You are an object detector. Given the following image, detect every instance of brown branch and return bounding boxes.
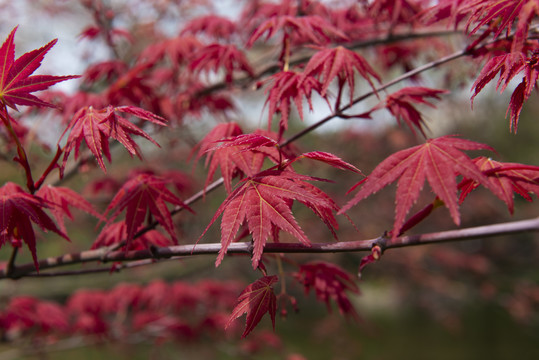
[2,217,537,280]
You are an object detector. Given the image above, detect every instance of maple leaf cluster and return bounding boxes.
[0,0,538,347]
[0,280,242,342]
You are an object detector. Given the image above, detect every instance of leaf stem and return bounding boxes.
[6,247,19,277]
[0,103,35,193]
[33,145,64,190]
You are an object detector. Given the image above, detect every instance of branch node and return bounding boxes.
[149,245,160,259]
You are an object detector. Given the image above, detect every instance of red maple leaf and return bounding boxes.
[60,105,167,174]
[82,60,128,85]
[181,15,238,41]
[264,70,324,133]
[36,185,102,235]
[472,52,528,101]
[212,132,286,166]
[295,262,360,320]
[366,0,424,27]
[301,46,380,104]
[103,173,193,248]
[195,124,285,194]
[78,26,132,42]
[471,51,539,132]
[194,122,246,193]
[459,156,539,213]
[226,275,278,338]
[138,35,203,69]
[462,0,539,51]
[0,182,68,270]
[92,221,174,251]
[0,27,79,110]
[105,62,155,107]
[67,290,109,336]
[189,44,254,83]
[362,87,448,136]
[3,297,69,334]
[201,167,342,268]
[246,15,348,48]
[340,136,496,237]
[168,80,235,123]
[419,0,468,27]
[289,151,361,173]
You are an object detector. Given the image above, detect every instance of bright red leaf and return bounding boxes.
[194,122,246,193]
[189,43,254,83]
[291,151,361,173]
[471,51,539,132]
[459,156,539,213]
[0,182,68,270]
[340,136,496,237]
[201,168,341,268]
[301,46,380,104]
[61,105,167,174]
[213,133,278,151]
[264,70,324,133]
[103,173,193,248]
[0,27,79,110]
[92,221,174,251]
[181,15,238,41]
[226,275,278,338]
[462,0,539,51]
[420,0,468,27]
[362,87,448,136]
[246,15,348,48]
[78,26,132,43]
[138,35,203,69]
[195,125,284,194]
[366,0,424,27]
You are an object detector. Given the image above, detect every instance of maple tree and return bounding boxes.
[0,0,538,358]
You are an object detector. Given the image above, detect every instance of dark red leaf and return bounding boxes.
[459,156,539,213]
[295,262,359,321]
[103,173,193,248]
[92,221,174,251]
[36,185,102,235]
[0,182,68,270]
[226,275,278,338]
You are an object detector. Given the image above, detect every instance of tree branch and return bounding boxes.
[2,217,537,280]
